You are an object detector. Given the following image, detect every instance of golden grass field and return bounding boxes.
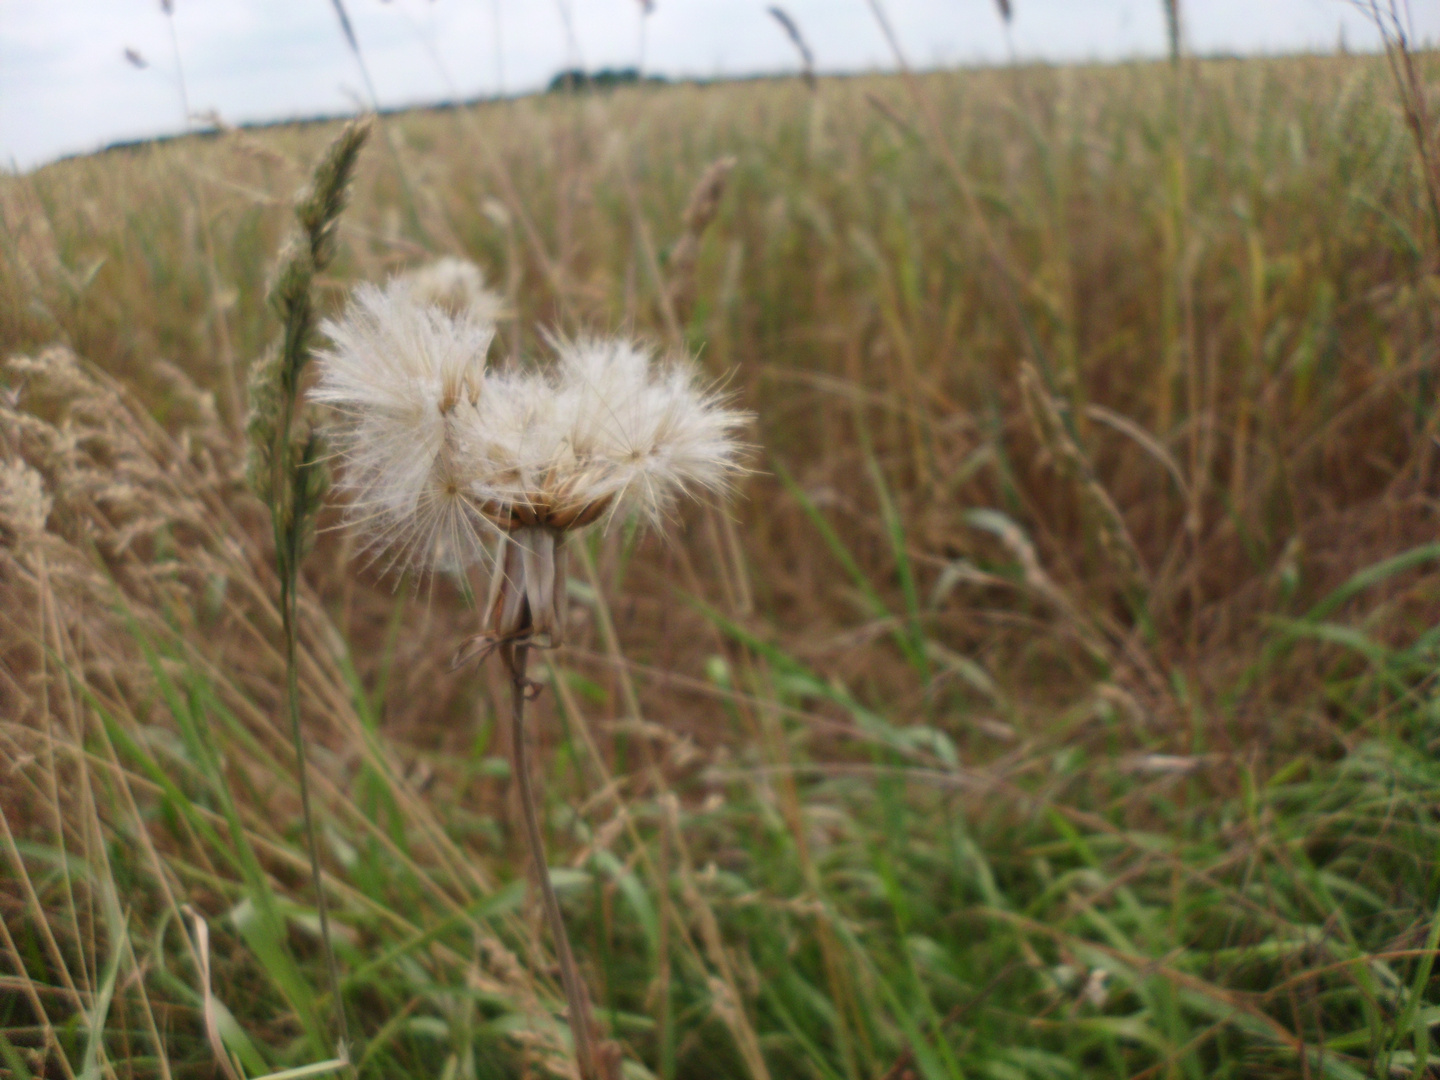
[4,48,1440,1080]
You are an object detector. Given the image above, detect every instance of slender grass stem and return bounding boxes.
[248,118,371,1073]
[281,571,352,1067]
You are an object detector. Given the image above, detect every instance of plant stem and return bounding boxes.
[504,639,601,1080]
[282,563,353,1069]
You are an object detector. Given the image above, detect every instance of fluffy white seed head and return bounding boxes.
[312,278,498,572]
[550,337,749,525]
[398,256,504,323]
[312,280,748,583]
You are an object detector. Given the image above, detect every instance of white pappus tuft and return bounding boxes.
[311,278,498,575]
[398,256,504,323]
[312,274,749,650]
[549,337,749,527]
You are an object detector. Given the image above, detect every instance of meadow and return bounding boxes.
[3,47,1440,1080]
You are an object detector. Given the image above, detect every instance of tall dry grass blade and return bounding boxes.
[325,0,437,247]
[0,181,66,337]
[1156,20,1204,653]
[182,906,245,1080]
[553,0,584,70]
[543,651,697,1080]
[1353,1,1440,255]
[861,0,1049,380]
[666,156,737,326]
[326,0,376,104]
[1162,0,1183,63]
[1019,362,1149,605]
[662,794,775,1080]
[159,0,191,127]
[768,7,817,90]
[635,0,654,77]
[656,157,752,624]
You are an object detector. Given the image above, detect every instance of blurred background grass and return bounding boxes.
[4,47,1440,1080]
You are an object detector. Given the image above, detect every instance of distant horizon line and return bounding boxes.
[20,47,1396,175]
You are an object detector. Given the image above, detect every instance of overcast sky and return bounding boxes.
[2,0,1436,171]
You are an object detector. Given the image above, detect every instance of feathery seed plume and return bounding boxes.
[312,278,498,577]
[313,277,748,648]
[399,256,504,321]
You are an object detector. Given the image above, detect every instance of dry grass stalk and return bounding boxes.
[665,156,737,326]
[662,794,774,1080]
[0,183,65,308]
[247,117,372,1072]
[182,906,248,1080]
[1162,0,1183,63]
[861,0,1039,376]
[767,7,817,91]
[1354,1,1440,255]
[1019,361,1149,604]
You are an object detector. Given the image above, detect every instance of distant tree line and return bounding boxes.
[546,67,668,93]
